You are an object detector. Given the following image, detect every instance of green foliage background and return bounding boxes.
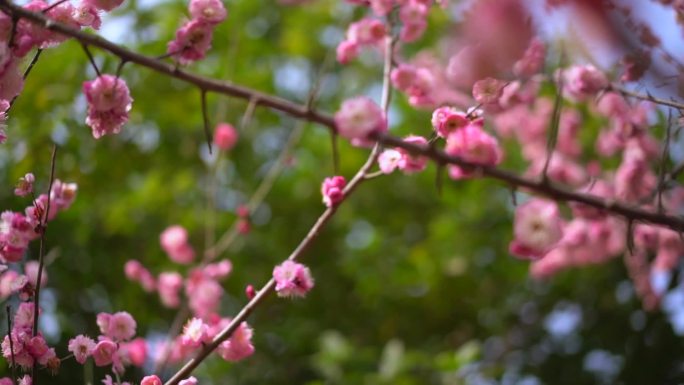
[1,0,683,384]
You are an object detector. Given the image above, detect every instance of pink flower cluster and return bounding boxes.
[0,0,123,142]
[82,74,134,139]
[125,256,231,316]
[443,122,503,179]
[1,303,59,373]
[337,0,431,64]
[321,176,346,208]
[167,0,227,64]
[334,96,387,146]
[1,179,77,265]
[160,315,254,364]
[273,260,315,298]
[67,311,145,376]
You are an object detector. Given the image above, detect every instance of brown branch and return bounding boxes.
[373,132,684,232]
[0,0,336,130]
[609,84,684,111]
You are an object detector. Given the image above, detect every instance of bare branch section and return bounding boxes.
[374,132,684,231]
[0,0,336,130]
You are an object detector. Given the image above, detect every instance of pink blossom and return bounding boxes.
[203,260,232,280]
[121,337,147,367]
[396,135,428,173]
[336,40,359,64]
[399,0,428,25]
[106,311,137,341]
[334,97,386,145]
[124,259,156,292]
[216,321,255,361]
[472,77,506,106]
[83,0,124,12]
[378,149,402,174]
[399,21,426,43]
[369,0,392,16]
[50,179,78,211]
[189,0,227,24]
[92,340,117,366]
[347,18,386,45]
[431,106,468,138]
[509,199,564,260]
[24,260,47,288]
[0,378,13,385]
[391,64,417,92]
[513,37,545,77]
[444,124,503,179]
[68,335,96,364]
[245,284,256,299]
[18,375,31,385]
[181,318,210,348]
[42,2,80,48]
[14,302,35,331]
[273,260,314,298]
[141,375,162,385]
[160,225,196,264]
[82,75,133,139]
[96,312,111,334]
[561,64,608,101]
[0,60,24,101]
[213,123,238,151]
[179,377,198,385]
[72,2,102,29]
[167,20,215,65]
[321,176,346,208]
[14,173,34,197]
[186,272,223,318]
[158,271,184,308]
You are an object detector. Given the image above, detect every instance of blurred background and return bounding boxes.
[3,0,684,384]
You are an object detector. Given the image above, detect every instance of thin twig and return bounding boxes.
[7,49,43,113]
[657,111,672,213]
[200,90,213,154]
[31,144,57,385]
[6,305,17,385]
[80,43,101,77]
[541,64,564,182]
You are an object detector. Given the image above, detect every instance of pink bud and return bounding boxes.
[213,123,238,151]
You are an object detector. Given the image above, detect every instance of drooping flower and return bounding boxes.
[82,74,133,139]
[189,0,227,24]
[167,20,215,65]
[273,260,314,298]
[179,377,199,385]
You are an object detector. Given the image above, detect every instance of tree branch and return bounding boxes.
[0,0,336,130]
